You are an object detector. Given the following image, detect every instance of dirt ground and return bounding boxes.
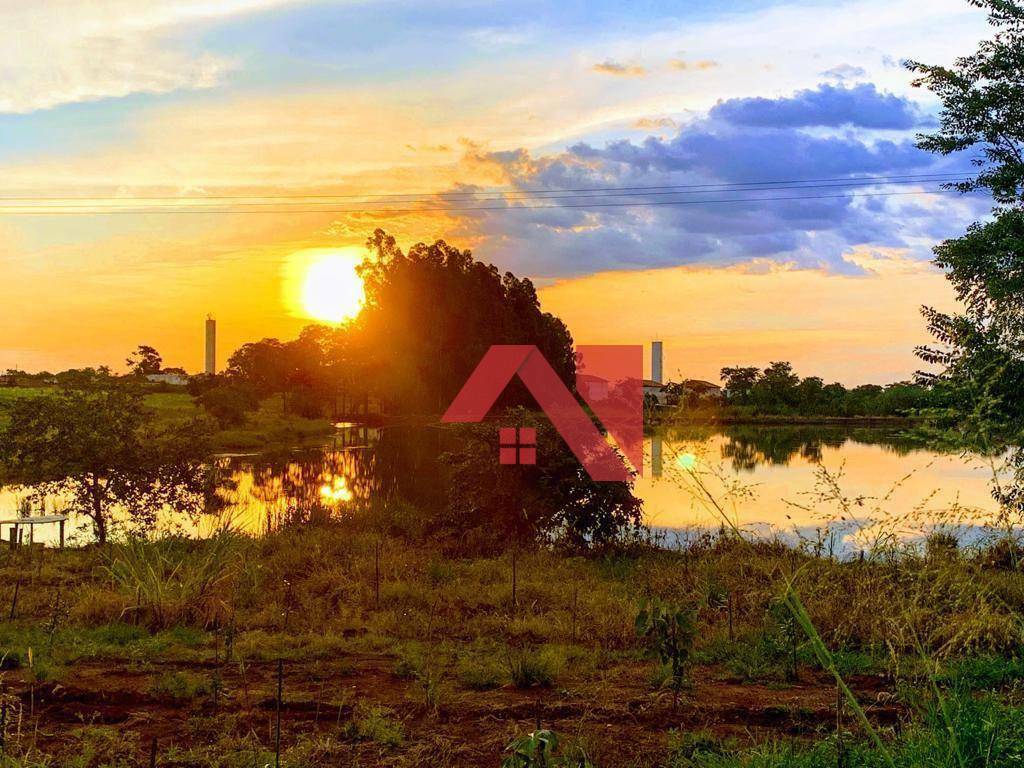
[4,653,904,766]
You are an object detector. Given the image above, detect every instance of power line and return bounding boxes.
[0,171,973,204]
[0,188,967,216]
[0,175,975,211]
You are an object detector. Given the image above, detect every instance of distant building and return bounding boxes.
[205,315,216,375]
[643,379,669,406]
[146,371,189,387]
[681,379,722,400]
[577,372,610,402]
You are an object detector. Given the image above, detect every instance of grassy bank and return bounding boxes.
[651,403,922,427]
[0,388,335,452]
[662,413,921,426]
[1,517,1023,766]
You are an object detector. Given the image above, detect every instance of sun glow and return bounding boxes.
[319,475,354,504]
[291,248,365,323]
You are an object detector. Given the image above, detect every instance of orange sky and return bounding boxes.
[539,250,957,385]
[0,223,955,385]
[0,0,985,384]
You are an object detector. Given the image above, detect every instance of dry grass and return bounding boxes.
[2,500,1024,766]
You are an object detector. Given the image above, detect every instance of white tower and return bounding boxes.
[205,315,216,375]
[651,340,663,384]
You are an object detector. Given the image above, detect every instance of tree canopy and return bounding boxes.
[357,229,574,412]
[910,0,1024,513]
[908,0,1024,204]
[223,229,575,418]
[127,345,163,376]
[0,382,213,544]
[717,363,940,417]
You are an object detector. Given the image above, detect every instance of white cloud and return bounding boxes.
[0,0,294,113]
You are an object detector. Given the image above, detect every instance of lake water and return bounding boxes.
[0,423,1005,551]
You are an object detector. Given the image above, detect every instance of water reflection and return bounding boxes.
[319,475,354,504]
[638,426,1002,550]
[649,424,928,475]
[0,423,1004,548]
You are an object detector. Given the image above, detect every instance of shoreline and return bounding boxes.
[652,413,922,427]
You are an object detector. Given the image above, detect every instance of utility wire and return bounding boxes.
[0,175,976,211]
[0,188,968,216]
[0,171,973,204]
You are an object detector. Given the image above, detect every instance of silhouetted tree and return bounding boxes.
[127,345,163,376]
[720,366,760,404]
[0,384,213,544]
[358,229,574,413]
[716,363,938,416]
[442,409,643,552]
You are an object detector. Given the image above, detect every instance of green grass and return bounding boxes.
[4,522,1024,765]
[0,620,211,677]
[672,692,1024,767]
[0,387,333,449]
[213,395,334,450]
[507,645,567,688]
[938,654,1024,691]
[348,705,405,747]
[149,670,210,702]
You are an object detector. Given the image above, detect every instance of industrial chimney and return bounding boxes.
[205,315,216,375]
[651,340,663,384]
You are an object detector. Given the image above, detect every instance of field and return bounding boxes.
[0,388,334,452]
[2,517,1024,767]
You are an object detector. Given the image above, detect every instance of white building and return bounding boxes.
[643,379,668,406]
[146,372,189,387]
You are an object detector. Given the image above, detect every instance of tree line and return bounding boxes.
[713,361,945,417]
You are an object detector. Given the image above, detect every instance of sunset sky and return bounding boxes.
[0,0,995,383]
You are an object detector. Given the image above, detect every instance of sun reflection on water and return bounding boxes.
[319,475,354,504]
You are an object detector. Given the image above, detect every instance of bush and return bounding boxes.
[666,730,730,766]
[348,706,404,747]
[507,646,565,689]
[102,532,240,629]
[150,671,209,702]
[636,599,696,707]
[501,730,595,768]
[925,531,960,562]
[195,383,259,427]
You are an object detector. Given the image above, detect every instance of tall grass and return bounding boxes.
[661,443,1024,766]
[102,529,241,629]
[669,690,1024,767]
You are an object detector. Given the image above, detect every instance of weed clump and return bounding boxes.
[507,646,566,689]
[347,705,404,747]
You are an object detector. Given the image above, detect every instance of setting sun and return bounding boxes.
[291,248,365,324]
